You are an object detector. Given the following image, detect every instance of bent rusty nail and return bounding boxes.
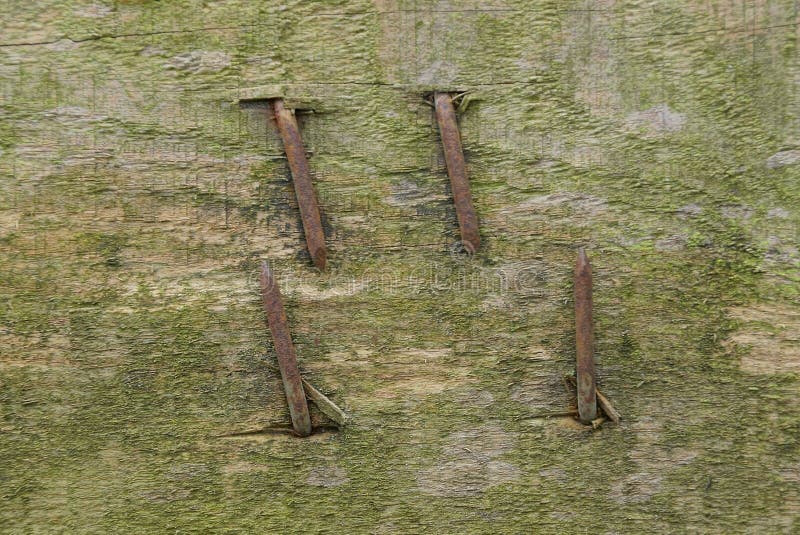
[270,98,327,270]
[260,261,312,437]
[575,248,597,424]
[302,378,348,426]
[433,92,480,253]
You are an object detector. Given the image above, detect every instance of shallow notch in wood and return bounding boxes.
[302,379,348,427]
[237,88,332,113]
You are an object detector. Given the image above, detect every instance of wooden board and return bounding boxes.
[1,1,799,532]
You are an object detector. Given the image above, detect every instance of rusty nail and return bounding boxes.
[270,98,327,270]
[433,92,480,253]
[575,248,597,424]
[259,261,312,437]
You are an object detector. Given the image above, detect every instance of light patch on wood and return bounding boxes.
[610,416,699,504]
[221,461,269,475]
[368,348,473,399]
[766,149,800,169]
[563,2,620,118]
[512,192,608,216]
[166,50,232,74]
[0,332,74,368]
[625,104,686,135]
[729,304,800,374]
[452,387,495,409]
[0,212,20,237]
[325,348,373,368]
[511,367,570,414]
[306,465,350,488]
[290,281,368,301]
[417,459,521,497]
[318,348,466,401]
[779,465,800,483]
[417,424,520,497]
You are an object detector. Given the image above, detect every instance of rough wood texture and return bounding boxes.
[1,1,799,532]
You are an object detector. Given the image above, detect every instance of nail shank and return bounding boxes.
[575,248,597,424]
[270,98,327,270]
[260,261,312,436]
[434,92,480,253]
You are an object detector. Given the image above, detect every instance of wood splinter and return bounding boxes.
[596,388,621,425]
[591,416,607,430]
[302,379,348,427]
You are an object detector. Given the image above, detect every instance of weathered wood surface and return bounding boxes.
[1,1,799,532]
